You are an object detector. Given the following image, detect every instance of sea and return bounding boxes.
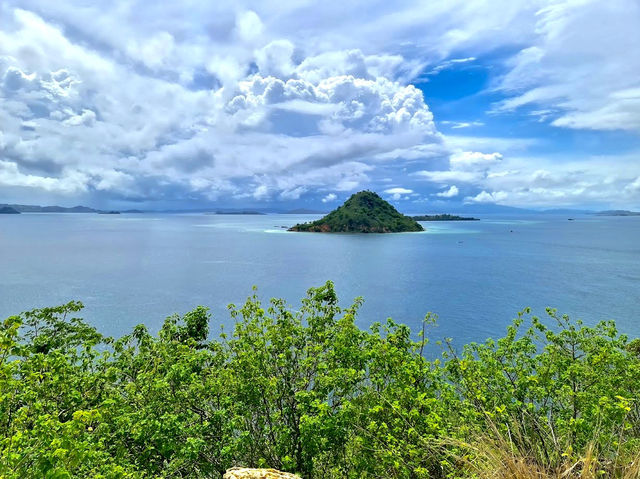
[1,213,639,347]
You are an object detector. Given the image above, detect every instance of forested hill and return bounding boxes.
[289,191,423,233]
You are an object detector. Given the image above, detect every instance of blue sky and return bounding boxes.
[0,0,639,210]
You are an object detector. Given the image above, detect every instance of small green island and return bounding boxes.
[289,191,423,233]
[412,214,479,221]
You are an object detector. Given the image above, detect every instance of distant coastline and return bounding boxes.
[595,210,640,216]
[412,214,479,221]
[0,206,20,214]
[2,202,639,217]
[210,210,265,215]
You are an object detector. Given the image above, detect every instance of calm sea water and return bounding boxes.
[1,213,639,345]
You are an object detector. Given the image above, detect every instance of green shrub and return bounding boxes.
[1,284,638,478]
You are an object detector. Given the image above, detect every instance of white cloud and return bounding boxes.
[252,184,270,200]
[384,187,413,200]
[428,57,476,74]
[236,10,264,43]
[465,190,508,203]
[414,170,479,183]
[440,120,484,129]
[279,186,306,200]
[321,193,337,203]
[494,0,640,132]
[384,187,413,195]
[415,150,502,185]
[255,40,296,77]
[0,5,444,205]
[436,185,459,197]
[63,109,96,126]
[625,176,640,193]
[0,160,88,194]
[450,151,502,171]
[455,152,640,207]
[125,32,175,70]
[0,0,638,208]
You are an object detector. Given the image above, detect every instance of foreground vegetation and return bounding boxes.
[2,283,639,478]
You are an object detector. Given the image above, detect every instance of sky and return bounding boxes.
[1,0,639,211]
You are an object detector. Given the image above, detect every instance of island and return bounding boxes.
[284,208,327,214]
[0,206,20,214]
[412,214,479,221]
[595,210,640,216]
[214,210,265,215]
[0,203,100,213]
[98,210,121,214]
[288,190,423,233]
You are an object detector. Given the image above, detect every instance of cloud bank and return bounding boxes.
[0,0,638,208]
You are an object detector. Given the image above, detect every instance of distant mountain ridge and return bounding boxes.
[412,214,479,221]
[1,204,101,213]
[283,208,327,214]
[0,206,20,214]
[2,202,637,216]
[595,210,640,216]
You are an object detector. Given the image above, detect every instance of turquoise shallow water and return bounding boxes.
[1,213,639,345]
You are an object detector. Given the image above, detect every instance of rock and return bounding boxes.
[223,467,301,479]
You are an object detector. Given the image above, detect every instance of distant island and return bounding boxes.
[0,204,145,214]
[595,210,640,216]
[289,191,423,233]
[1,204,100,213]
[0,206,20,214]
[412,214,479,221]
[283,208,327,214]
[213,210,265,215]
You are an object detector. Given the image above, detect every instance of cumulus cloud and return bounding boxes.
[384,187,413,200]
[255,40,296,78]
[0,159,88,194]
[63,109,96,126]
[416,142,640,208]
[0,4,443,206]
[450,151,502,171]
[465,190,508,203]
[321,193,337,203]
[436,185,459,198]
[415,150,502,185]
[0,0,639,208]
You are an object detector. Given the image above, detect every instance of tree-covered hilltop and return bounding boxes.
[289,191,423,233]
[412,214,479,221]
[2,284,640,478]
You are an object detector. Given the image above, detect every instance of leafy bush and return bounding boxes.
[1,283,639,478]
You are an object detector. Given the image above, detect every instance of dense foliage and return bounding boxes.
[289,191,423,233]
[2,283,639,478]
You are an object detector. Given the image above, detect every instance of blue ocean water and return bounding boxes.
[1,213,638,345]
